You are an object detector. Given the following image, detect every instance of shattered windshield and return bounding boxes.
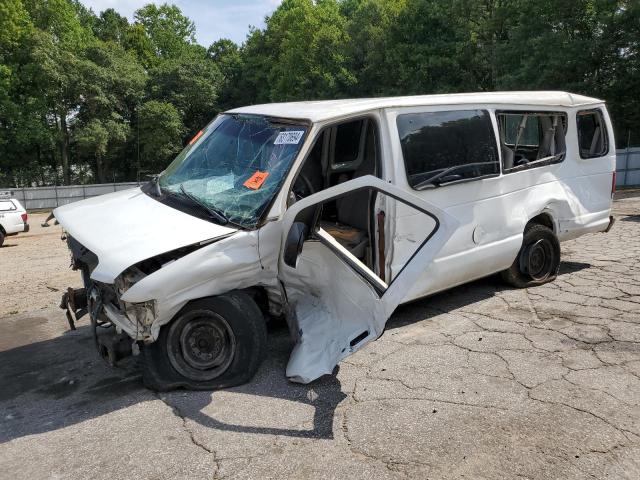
[158,114,308,228]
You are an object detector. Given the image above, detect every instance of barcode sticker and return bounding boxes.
[274,131,304,145]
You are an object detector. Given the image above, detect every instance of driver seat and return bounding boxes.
[321,123,377,260]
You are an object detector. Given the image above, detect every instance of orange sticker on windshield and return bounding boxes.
[244,171,269,190]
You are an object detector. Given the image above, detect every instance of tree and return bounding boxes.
[148,48,222,138]
[134,3,196,59]
[138,100,184,175]
[74,41,146,182]
[93,8,129,44]
[258,0,356,101]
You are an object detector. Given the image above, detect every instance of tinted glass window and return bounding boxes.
[577,109,608,158]
[397,110,499,189]
[497,112,567,172]
[333,119,364,168]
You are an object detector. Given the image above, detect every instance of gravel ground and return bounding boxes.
[1,195,639,479]
[0,212,77,317]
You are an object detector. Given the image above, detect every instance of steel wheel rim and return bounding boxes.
[525,239,554,281]
[167,310,236,381]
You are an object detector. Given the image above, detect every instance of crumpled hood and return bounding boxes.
[53,187,237,283]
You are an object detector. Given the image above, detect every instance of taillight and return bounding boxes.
[21,213,28,223]
[611,171,616,197]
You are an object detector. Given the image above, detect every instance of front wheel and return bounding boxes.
[142,292,267,391]
[501,224,560,288]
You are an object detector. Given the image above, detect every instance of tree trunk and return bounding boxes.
[59,111,71,185]
[95,154,106,183]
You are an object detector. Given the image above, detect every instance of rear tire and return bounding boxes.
[0,230,4,247]
[501,224,560,288]
[142,291,267,391]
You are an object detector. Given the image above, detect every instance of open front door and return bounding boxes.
[279,175,457,383]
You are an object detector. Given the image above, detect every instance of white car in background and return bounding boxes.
[0,196,29,247]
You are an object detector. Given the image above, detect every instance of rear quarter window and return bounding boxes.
[0,200,17,211]
[577,109,609,158]
[396,109,499,190]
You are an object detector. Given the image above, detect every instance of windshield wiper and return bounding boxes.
[178,184,229,225]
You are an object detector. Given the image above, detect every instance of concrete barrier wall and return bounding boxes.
[4,183,140,210]
[617,147,640,187]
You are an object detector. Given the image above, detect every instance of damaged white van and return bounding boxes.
[54,91,616,390]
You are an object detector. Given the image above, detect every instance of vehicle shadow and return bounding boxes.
[0,317,345,444]
[0,259,588,444]
[387,260,591,331]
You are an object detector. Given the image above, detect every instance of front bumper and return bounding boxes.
[88,285,156,342]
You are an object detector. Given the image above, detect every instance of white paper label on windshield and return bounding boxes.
[274,131,304,145]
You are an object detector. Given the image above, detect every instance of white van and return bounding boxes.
[0,196,29,246]
[54,91,616,390]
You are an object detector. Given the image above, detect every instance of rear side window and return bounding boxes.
[577,109,609,158]
[0,200,16,211]
[397,110,499,190]
[496,111,567,172]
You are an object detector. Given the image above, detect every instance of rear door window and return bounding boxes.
[396,110,499,190]
[496,111,567,172]
[577,109,609,158]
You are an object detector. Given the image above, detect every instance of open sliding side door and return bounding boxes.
[278,175,457,383]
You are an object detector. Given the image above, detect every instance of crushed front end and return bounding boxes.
[61,235,156,364]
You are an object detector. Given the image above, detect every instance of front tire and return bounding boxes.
[142,291,267,391]
[501,224,560,288]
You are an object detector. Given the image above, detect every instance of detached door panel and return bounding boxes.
[279,175,457,383]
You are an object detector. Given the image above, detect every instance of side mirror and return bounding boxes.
[283,222,308,268]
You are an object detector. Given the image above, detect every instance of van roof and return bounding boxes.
[227,91,604,123]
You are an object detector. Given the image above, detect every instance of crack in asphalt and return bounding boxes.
[155,393,222,476]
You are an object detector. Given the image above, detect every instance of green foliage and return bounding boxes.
[0,0,638,187]
[138,100,184,174]
[148,47,222,138]
[134,3,196,58]
[262,0,356,100]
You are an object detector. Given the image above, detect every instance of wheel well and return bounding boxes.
[527,212,555,232]
[240,286,269,317]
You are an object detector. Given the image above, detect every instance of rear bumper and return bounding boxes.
[23,223,29,233]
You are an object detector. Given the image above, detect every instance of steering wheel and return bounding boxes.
[291,173,316,201]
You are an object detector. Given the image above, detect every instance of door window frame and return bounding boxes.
[285,114,384,205]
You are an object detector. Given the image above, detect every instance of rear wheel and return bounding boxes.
[0,230,4,247]
[142,291,267,391]
[501,224,560,288]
